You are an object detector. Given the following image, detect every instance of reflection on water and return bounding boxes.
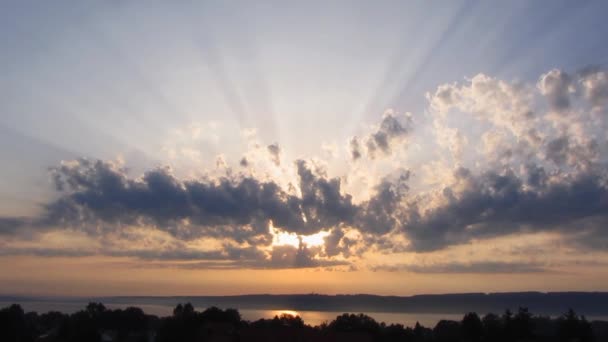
[2,301,608,328]
[0,301,465,327]
[270,309,300,318]
[241,309,462,327]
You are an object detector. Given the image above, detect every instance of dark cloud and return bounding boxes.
[0,217,28,235]
[30,158,404,242]
[295,160,357,234]
[4,154,608,265]
[538,69,573,111]
[107,244,278,267]
[43,159,309,241]
[544,136,570,165]
[109,247,228,261]
[371,261,548,274]
[267,242,348,269]
[0,246,94,258]
[368,113,411,155]
[349,137,362,161]
[239,157,249,167]
[579,67,608,107]
[0,157,416,267]
[11,155,608,262]
[544,135,598,168]
[267,143,281,166]
[350,112,413,160]
[403,166,608,251]
[356,170,410,235]
[324,227,345,257]
[150,243,349,270]
[523,163,548,189]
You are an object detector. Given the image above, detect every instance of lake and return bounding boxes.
[3,300,607,328]
[0,300,463,327]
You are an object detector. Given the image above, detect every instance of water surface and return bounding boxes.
[3,301,606,328]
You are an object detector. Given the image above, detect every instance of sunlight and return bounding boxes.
[271,310,300,318]
[269,221,300,247]
[269,221,330,247]
[301,230,330,247]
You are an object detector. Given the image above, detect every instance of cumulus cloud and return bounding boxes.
[537,69,575,111]
[544,134,598,168]
[349,111,413,160]
[267,143,281,166]
[349,137,362,161]
[2,66,608,270]
[0,157,410,267]
[44,157,401,241]
[579,66,608,108]
[356,170,410,235]
[45,158,351,240]
[403,166,608,251]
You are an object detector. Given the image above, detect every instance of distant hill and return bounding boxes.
[9,292,598,315]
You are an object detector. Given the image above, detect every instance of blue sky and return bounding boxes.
[1,1,608,295]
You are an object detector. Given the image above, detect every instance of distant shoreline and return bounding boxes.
[3,291,608,316]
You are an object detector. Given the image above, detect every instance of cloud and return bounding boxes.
[324,227,345,257]
[544,134,598,168]
[537,69,574,111]
[428,73,534,136]
[0,217,28,235]
[3,66,608,270]
[267,143,281,166]
[403,166,608,251]
[349,137,362,161]
[409,66,608,252]
[579,67,608,109]
[372,261,548,274]
[0,157,411,266]
[267,242,349,269]
[355,169,410,235]
[44,159,334,241]
[295,160,358,234]
[143,242,349,270]
[0,246,94,258]
[349,111,413,160]
[5,157,407,256]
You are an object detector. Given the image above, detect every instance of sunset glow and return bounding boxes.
[1,1,608,297]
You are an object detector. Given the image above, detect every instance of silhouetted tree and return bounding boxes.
[0,304,35,342]
[86,302,106,317]
[434,320,460,342]
[413,321,431,342]
[557,309,593,342]
[512,307,534,341]
[2,302,608,342]
[462,312,483,341]
[481,313,503,342]
[200,306,241,325]
[382,323,413,341]
[173,302,195,317]
[328,313,381,334]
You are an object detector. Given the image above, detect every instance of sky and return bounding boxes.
[1,1,608,296]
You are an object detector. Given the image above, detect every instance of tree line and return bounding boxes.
[1,302,607,342]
